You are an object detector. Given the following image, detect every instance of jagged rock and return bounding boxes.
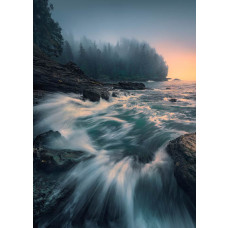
[33,130,89,172]
[83,89,110,102]
[64,61,85,75]
[100,91,110,100]
[33,169,76,223]
[34,130,63,149]
[33,147,85,172]
[166,133,196,205]
[83,89,101,102]
[33,49,105,96]
[33,130,93,223]
[114,82,145,90]
[112,92,119,97]
[169,98,177,102]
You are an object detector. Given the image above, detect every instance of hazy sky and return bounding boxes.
[51,0,196,80]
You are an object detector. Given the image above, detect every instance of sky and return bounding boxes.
[50,0,196,81]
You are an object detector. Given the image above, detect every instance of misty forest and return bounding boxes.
[34,0,168,82]
[33,0,196,227]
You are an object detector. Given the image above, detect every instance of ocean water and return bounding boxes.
[34,80,196,228]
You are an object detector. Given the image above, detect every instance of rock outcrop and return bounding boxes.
[113,82,145,90]
[169,98,177,102]
[33,171,74,222]
[33,45,110,102]
[33,130,93,222]
[33,130,92,172]
[83,89,110,102]
[112,92,119,97]
[166,133,196,205]
[34,46,146,103]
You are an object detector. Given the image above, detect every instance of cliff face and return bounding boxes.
[166,133,196,205]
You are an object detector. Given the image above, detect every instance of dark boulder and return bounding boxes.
[100,91,110,101]
[33,130,93,222]
[166,133,196,205]
[33,130,91,172]
[83,89,101,102]
[33,147,85,172]
[34,130,63,149]
[169,98,177,102]
[112,92,119,97]
[114,82,145,90]
[83,89,110,102]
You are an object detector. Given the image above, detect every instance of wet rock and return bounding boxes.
[33,130,93,222]
[114,82,145,90]
[83,89,101,102]
[83,89,110,102]
[169,98,177,102]
[33,131,91,172]
[100,91,110,101]
[34,130,63,149]
[33,147,85,172]
[33,171,75,222]
[33,46,105,96]
[166,133,196,205]
[112,92,119,97]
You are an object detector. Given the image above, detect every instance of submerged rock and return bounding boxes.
[169,98,177,102]
[112,91,119,97]
[114,82,145,90]
[166,133,196,205]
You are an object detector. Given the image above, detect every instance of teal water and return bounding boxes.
[34,80,196,228]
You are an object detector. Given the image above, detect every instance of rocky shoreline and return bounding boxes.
[34,45,145,104]
[33,130,196,223]
[33,131,93,223]
[33,48,196,224]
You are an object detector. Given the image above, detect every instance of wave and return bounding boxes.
[34,82,196,227]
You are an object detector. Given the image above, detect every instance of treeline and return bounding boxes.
[33,0,168,81]
[34,0,63,57]
[57,37,168,81]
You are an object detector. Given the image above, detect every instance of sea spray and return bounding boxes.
[34,81,196,227]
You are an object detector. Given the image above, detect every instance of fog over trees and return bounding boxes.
[33,0,168,81]
[57,37,168,81]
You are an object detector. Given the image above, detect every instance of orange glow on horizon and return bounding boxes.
[155,43,196,81]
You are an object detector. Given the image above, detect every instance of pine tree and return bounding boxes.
[33,0,63,57]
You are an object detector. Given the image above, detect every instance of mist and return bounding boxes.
[57,37,168,81]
